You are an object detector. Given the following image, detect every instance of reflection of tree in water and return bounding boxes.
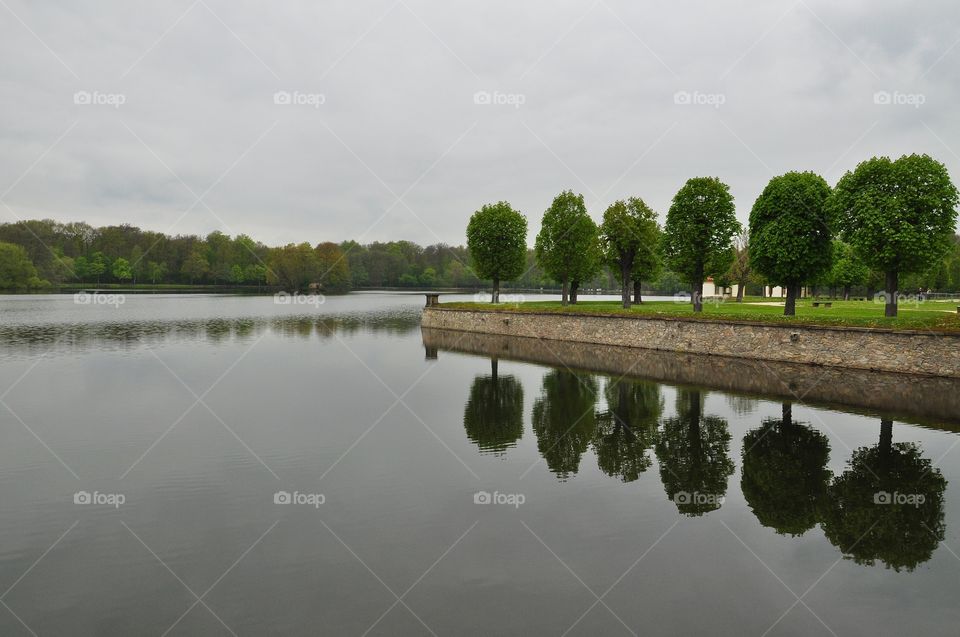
[655,389,734,516]
[741,403,831,536]
[463,359,524,456]
[0,310,421,356]
[532,370,599,480]
[821,418,946,572]
[592,379,663,483]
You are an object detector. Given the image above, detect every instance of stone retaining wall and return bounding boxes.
[421,307,960,378]
[421,327,960,426]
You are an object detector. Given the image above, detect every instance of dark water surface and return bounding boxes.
[0,292,958,636]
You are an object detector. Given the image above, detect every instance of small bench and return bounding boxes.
[424,293,440,307]
[811,302,832,308]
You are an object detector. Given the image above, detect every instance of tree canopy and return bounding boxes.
[828,153,959,316]
[0,241,46,289]
[466,201,528,302]
[535,190,601,305]
[662,177,739,312]
[600,197,660,308]
[749,171,833,315]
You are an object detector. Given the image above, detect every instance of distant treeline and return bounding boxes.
[0,218,957,295]
[0,219,616,292]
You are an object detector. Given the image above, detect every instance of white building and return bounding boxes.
[703,278,806,299]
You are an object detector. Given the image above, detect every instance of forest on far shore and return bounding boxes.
[0,218,958,296]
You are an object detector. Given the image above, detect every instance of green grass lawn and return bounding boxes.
[442,296,960,332]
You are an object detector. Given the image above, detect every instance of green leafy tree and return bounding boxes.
[568,226,602,304]
[466,202,528,303]
[463,359,524,456]
[87,252,107,285]
[111,257,133,283]
[244,264,268,290]
[535,191,600,305]
[315,242,351,293]
[821,419,946,571]
[230,264,245,285]
[741,404,831,536]
[600,198,659,308]
[592,379,663,483]
[631,224,662,303]
[828,154,959,317]
[419,267,437,287]
[749,172,833,315]
[531,370,599,479]
[0,241,45,289]
[662,177,739,312]
[655,390,734,515]
[726,231,751,302]
[828,240,869,299]
[129,245,145,284]
[147,261,167,285]
[268,243,320,291]
[181,247,209,284]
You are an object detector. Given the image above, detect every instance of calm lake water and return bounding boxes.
[0,292,958,636]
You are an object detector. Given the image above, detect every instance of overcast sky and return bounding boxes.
[1,0,958,247]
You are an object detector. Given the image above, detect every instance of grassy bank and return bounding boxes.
[441,297,960,332]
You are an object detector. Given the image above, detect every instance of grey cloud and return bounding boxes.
[1,0,957,247]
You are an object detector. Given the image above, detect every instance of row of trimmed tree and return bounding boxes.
[466,153,959,317]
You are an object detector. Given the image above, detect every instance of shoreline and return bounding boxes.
[421,306,960,378]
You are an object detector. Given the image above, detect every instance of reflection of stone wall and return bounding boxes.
[421,326,960,427]
[422,308,960,378]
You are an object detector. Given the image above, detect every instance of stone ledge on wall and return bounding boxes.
[421,307,960,378]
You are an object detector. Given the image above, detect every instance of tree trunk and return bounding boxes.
[879,418,893,458]
[561,276,569,306]
[693,279,704,312]
[843,285,850,301]
[620,263,631,309]
[633,280,642,304]
[885,269,898,317]
[784,282,798,316]
[570,281,579,304]
[491,277,499,303]
[736,281,745,303]
[491,357,498,382]
[782,402,792,426]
